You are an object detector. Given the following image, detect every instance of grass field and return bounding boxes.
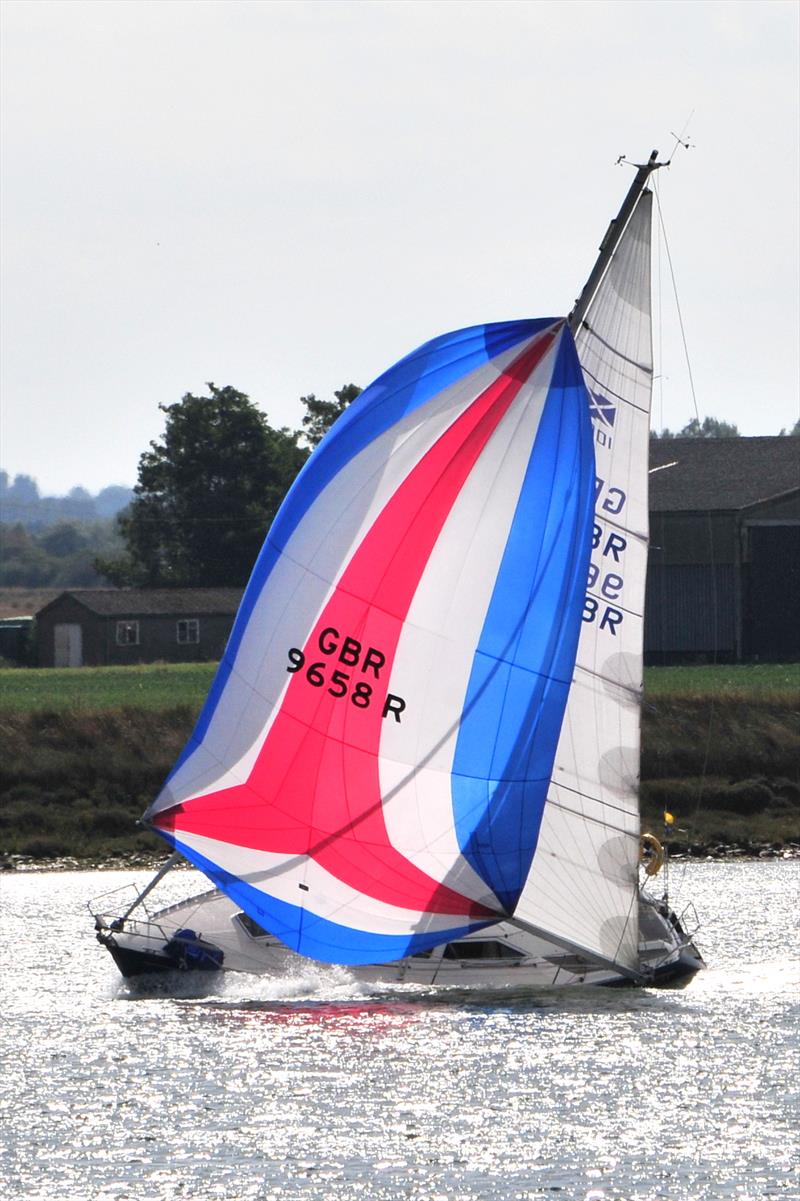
[0,662,218,712]
[643,661,800,698]
[1,659,797,713]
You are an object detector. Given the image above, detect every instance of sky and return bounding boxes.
[1,0,798,497]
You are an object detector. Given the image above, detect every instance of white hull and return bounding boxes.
[92,880,704,990]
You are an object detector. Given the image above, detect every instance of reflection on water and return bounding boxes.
[1,860,798,1201]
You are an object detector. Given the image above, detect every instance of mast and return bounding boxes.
[568,149,666,334]
[514,151,661,976]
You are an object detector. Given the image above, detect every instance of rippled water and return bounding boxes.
[1,860,798,1200]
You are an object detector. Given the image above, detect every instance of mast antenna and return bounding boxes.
[667,109,696,159]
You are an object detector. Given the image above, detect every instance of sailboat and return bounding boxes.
[91,151,704,989]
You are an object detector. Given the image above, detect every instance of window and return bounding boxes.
[235,911,271,940]
[116,620,139,646]
[441,939,525,961]
[177,618,200,645]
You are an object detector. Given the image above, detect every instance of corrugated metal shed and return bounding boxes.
[645,437,799,663]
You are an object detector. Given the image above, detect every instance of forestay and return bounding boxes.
[513,192,654,973]
[144,319,597,964]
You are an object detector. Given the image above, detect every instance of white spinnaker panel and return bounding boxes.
[378,348,555,887]
[514,192,654,972]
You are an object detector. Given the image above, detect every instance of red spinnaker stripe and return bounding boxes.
[155,328,559,918]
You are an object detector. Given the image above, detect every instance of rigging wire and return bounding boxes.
[656,178,665,435]
[652,182,701,423]
[651,175,718,898]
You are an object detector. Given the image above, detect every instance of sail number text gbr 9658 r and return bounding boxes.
[287,628,407,721]
[585,474,629,636]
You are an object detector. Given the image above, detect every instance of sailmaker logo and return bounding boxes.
[589,390,616,428]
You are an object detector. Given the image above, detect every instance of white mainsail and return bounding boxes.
[513,191,654,973]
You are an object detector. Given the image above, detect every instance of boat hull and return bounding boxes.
[92,885,704,990]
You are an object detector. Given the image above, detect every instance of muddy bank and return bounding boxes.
[1,695,798,864]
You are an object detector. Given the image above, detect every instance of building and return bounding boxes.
[646,437,800,663]
[36,589,242,668]
[0,615,34,665]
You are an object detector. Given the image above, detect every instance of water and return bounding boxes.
[1,861,798,1201]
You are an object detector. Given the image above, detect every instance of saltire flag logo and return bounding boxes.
[589,389,616,427]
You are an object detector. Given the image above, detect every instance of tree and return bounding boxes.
[40,522,87,559]
[5,473,40,503]
[1,519,125,587]
[60,486,96,522]
[0,523,51,585]
[0,475,132,528]
[651,415,740,439]
[300,384,362,447]
[98,383,308,588]
[0,473,41,523]
[95,485,135,518]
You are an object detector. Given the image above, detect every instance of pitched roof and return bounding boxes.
[648,436,799,512]
[36,588,243,618]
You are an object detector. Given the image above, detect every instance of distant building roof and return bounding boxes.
[36,588,243,618]
[649,436,799,512]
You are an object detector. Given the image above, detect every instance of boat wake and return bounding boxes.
[114,962,374,1005]
[113,962,700,1017]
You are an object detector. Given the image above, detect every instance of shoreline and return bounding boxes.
[3,841,799,874]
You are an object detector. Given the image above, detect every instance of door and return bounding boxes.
[744,525,800,660]
[54,623,83,667]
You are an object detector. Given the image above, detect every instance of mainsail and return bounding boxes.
[144,319,597,964]
[513,192,655,973]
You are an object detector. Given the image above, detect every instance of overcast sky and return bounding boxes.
[1,0,798,496]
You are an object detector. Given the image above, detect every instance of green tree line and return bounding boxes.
[1,519,125,588]
[0,473,132,527]
[651,415,800,439]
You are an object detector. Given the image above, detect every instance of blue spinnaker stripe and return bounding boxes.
[158,833,492,965]
[170,318,553,779]
[451,330,595,911]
